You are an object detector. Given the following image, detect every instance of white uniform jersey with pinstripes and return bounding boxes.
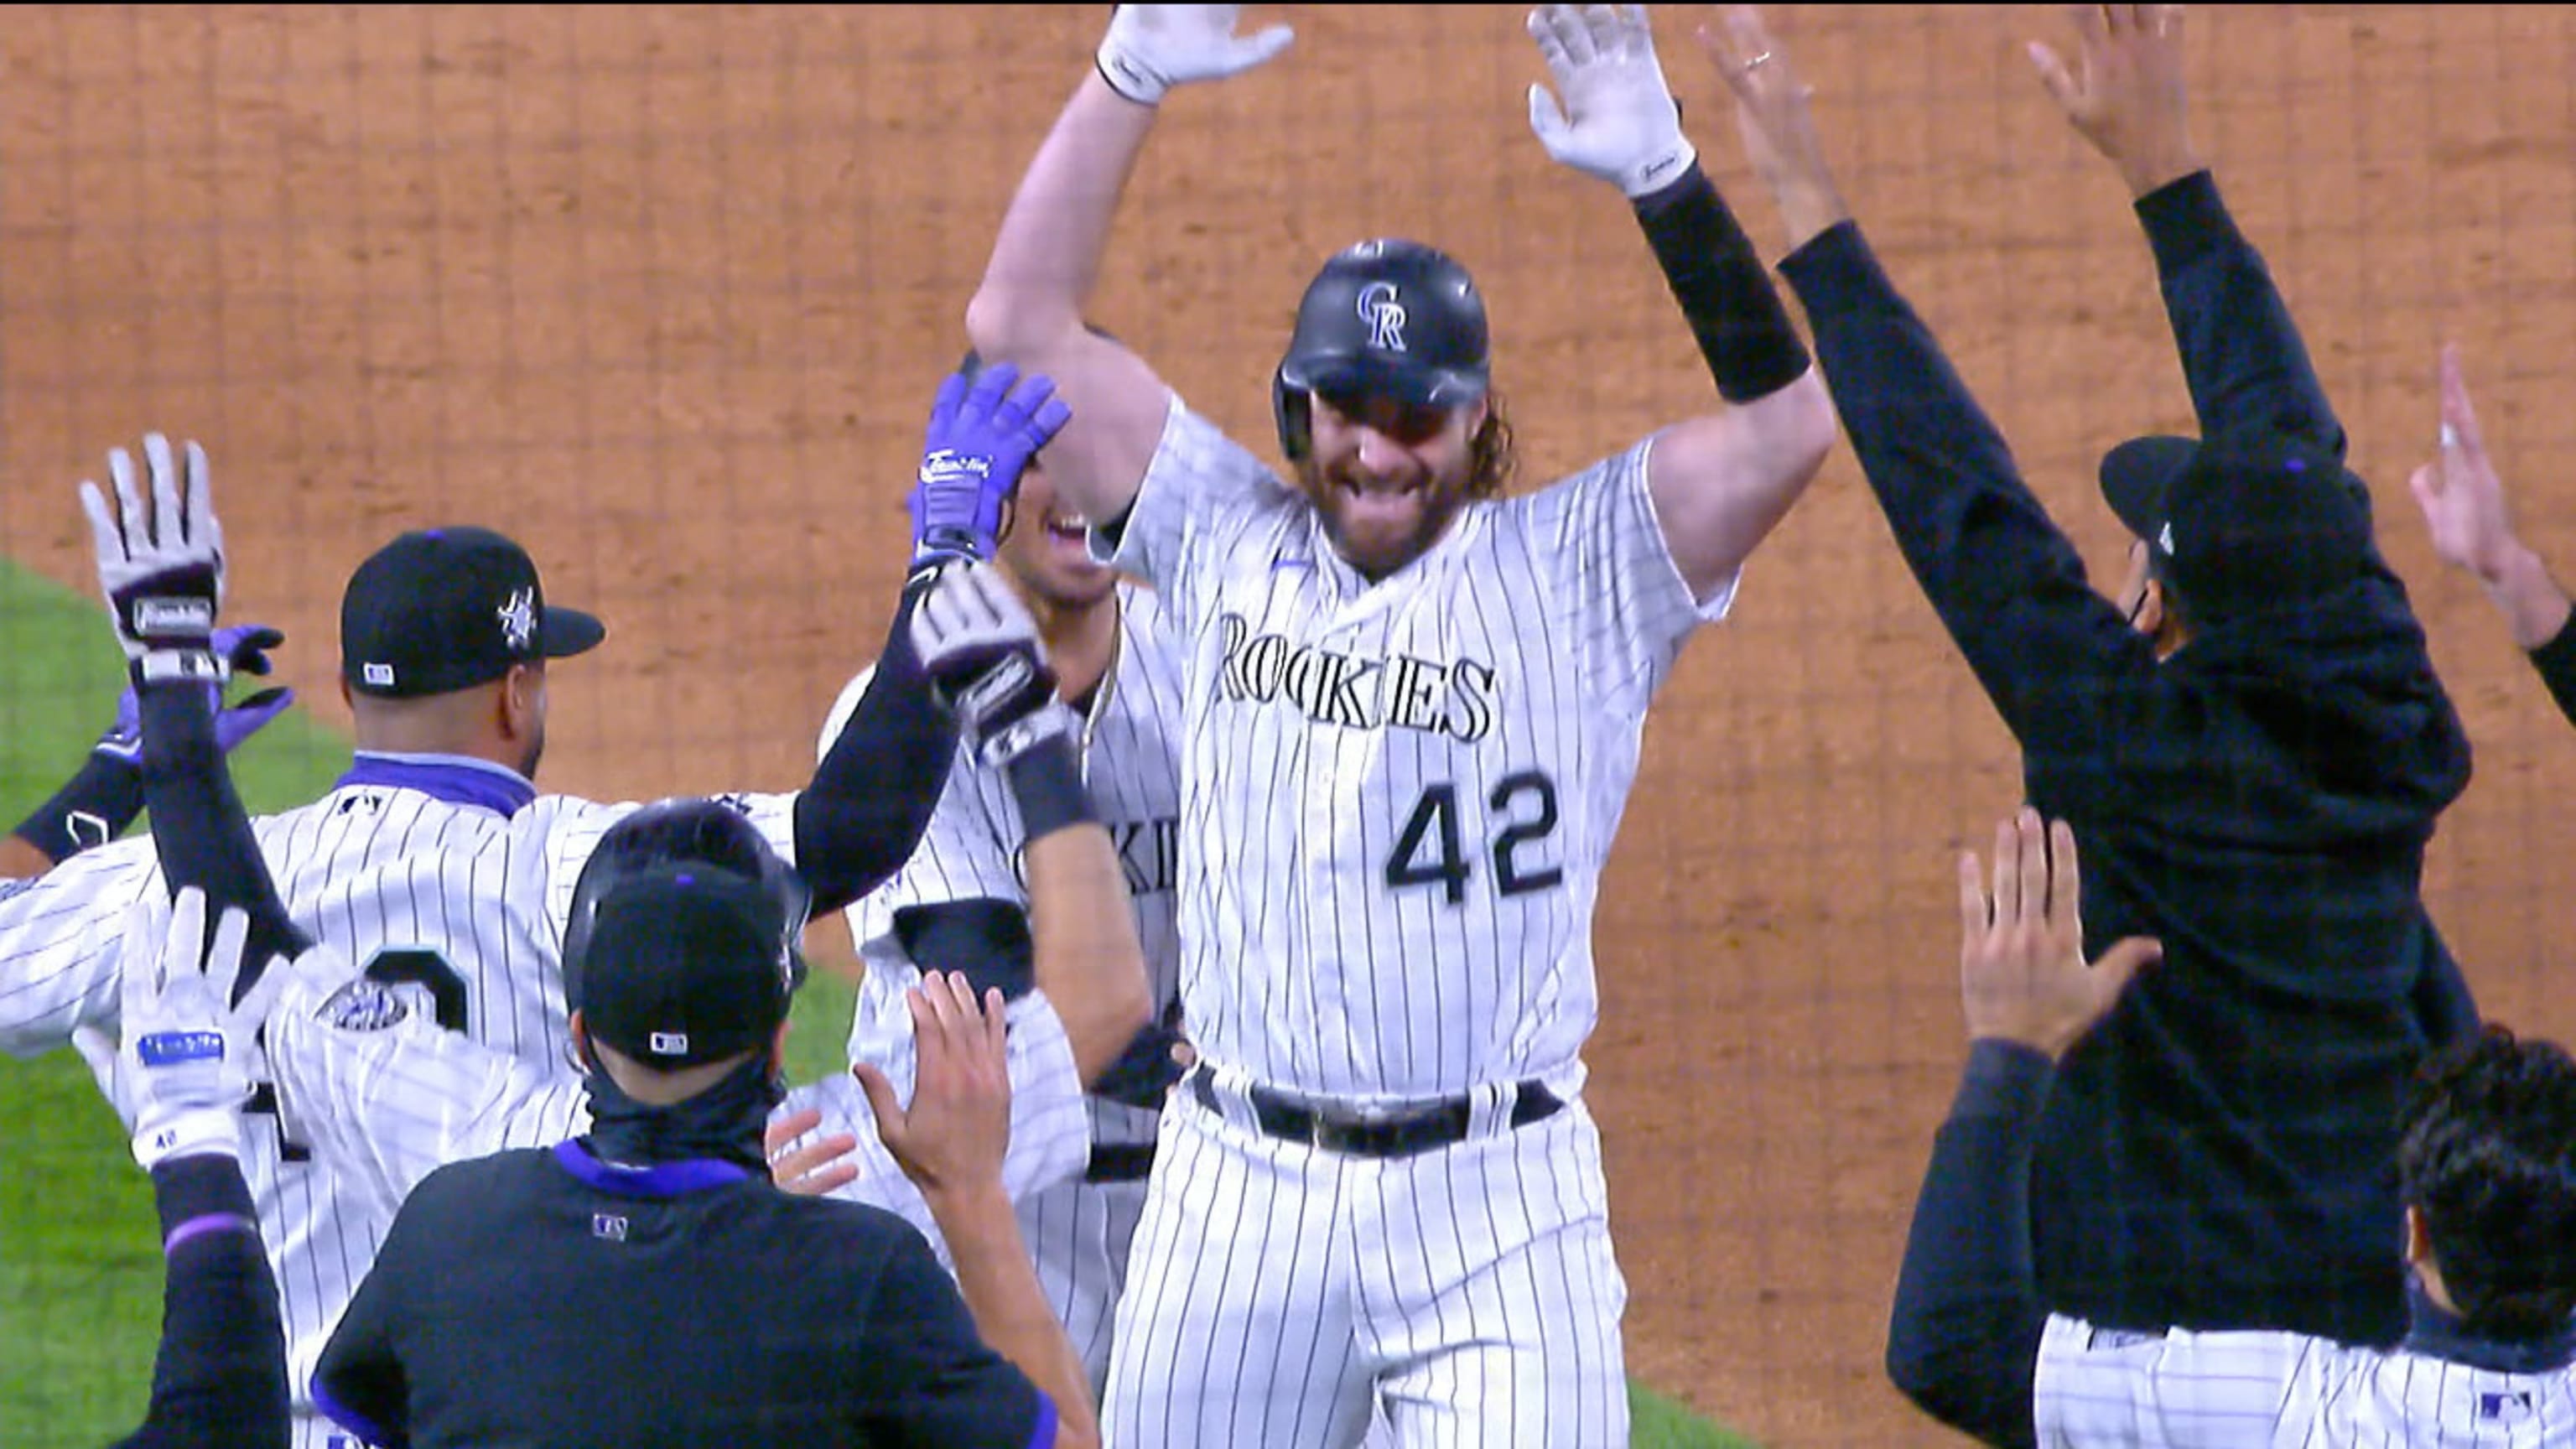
[257,944,1092,1280]
[818,579,1187,1391]
[0,759,797,1449]
[2035,1312,2576,1446]
[1099,397,1730,1104]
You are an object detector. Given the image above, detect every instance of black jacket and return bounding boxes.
[1779,171,2475,1349]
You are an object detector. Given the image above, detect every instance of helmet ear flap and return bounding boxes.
[1273,368,1311,463]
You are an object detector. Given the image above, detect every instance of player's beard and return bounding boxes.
[1296,454,1472,582]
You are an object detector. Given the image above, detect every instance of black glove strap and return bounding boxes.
[10,750,146,865]
[1633,163,1813,404]
[1004,734,1098,843]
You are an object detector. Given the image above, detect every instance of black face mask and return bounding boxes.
[579,1050,786,1176]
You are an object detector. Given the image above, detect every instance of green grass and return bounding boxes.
[0,558,1761,1448]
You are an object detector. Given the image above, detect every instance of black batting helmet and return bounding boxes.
[1273,239,1490,462]
[562,797,812,1072]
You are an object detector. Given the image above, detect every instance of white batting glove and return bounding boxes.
[1097,4,1296,106]
[910,562,1078,770]
[79,434,229,687]
[117,886,290,1171]
[1527,3,1697,198]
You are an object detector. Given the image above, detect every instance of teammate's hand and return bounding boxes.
[1691,6,1850,252]
[2028,4,2203,200]
[2408,345,2523,584]
[1956,809,2158,1061]
[854,972,1011,1201]
[80,434,229,688]
[1096,3,1295,107]
[763,1104,861,1198]
[910,561,1077,769]
[94,625,298,766]
[909,362,1073,574]
[1527,3,1696,198]
[117,886,292,1171]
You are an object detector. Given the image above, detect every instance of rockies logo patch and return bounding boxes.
[319,979,412,1032]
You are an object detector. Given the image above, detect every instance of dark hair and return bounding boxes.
[1463,388,1518,501]
[2396,1025,2576,1342]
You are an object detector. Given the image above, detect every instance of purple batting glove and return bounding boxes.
[906,362,1076,573]
[96,624,293,764]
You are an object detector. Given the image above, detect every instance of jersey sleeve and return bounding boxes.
[0,834,158,1057]
[850,1224,1051,1448]
[778,989,1090,1264]
[1090,392,1305,627]
[267,949,589,1223]
[2032,1314,2318,1446]
[1514,436,1737,719]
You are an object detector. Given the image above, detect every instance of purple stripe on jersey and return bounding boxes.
[550,1139,753,1197]
[311,1377,391,1447]
[336,751,537,816]
[162,1212,258,1258]
[1026,1390,1057,1449]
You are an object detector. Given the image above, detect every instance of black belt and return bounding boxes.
[1189,1072,1564,1160]
[1084,1142,1158,1184]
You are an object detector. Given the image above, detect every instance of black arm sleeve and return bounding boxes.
[1885,1039,2056,1449]
[1776,221,2157,777]
[109,1156,290,1449]
[134,675,312,1003]
[796,583,960,918]
[11,750,145,866]
[2529,611,2576,730]
[2135,170,2345,454]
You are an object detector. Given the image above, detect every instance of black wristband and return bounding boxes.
[10,750,146,865]
[1003,733,1098,843]
[1633,163,1812,404]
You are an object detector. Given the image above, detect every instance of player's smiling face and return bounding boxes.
[1000,450,1118,610]
[1299,389,1488,581]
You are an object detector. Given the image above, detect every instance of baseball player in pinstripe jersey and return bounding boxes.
[969,7,1836,1441]
[817,390,1190,1396]
[1888,808,2576,1447]
[0,367,1061,1449]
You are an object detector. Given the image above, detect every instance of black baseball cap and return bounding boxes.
[2097,429,2372,629]
[340,527,605,699]
[569,860,808,1071]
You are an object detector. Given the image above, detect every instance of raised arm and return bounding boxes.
[963,4,1292,530]
[906,564,1152,1083]
[1525,3,1835,600]
[1698,10,2160,770]
[2031,6,2340,452]
[1885,812,2158,1448]
[2407,345,2576,717]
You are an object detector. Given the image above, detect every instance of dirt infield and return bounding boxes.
[6,7,2575,1445]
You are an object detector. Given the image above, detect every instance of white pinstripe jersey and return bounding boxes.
[259,948,1091,1279]
[823,580,1187,1155]
[0,754,797,1448]
[1100,396,1732,1102]
[2035,1313,2576,1446]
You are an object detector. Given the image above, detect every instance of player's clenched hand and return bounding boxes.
[1955,809,2158,1061]
[1527,3,1696,198]
[854,972,1012,1202]
[1096,3,1295,107]
[117,886,292,1171]
[911,561,1077,769]
[910,361,1073,575]
[1692,6,1848,251]
[2028,4,2203,200]
[80,433,228,686]
[763,1105,861,1198]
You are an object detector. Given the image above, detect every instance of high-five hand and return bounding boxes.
[117,886,292,1171]
[852,972,1013,1202]
[1955,809,2158,1060]
[2028,4,2203,199]
[1096,4,1296,107]
[1691,5,1850,251]
[911,561,1075,769]
[80,434,229,687]
[910,362,1072,575]
[1526,3,1696,198]
[2407,344,2573,650]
